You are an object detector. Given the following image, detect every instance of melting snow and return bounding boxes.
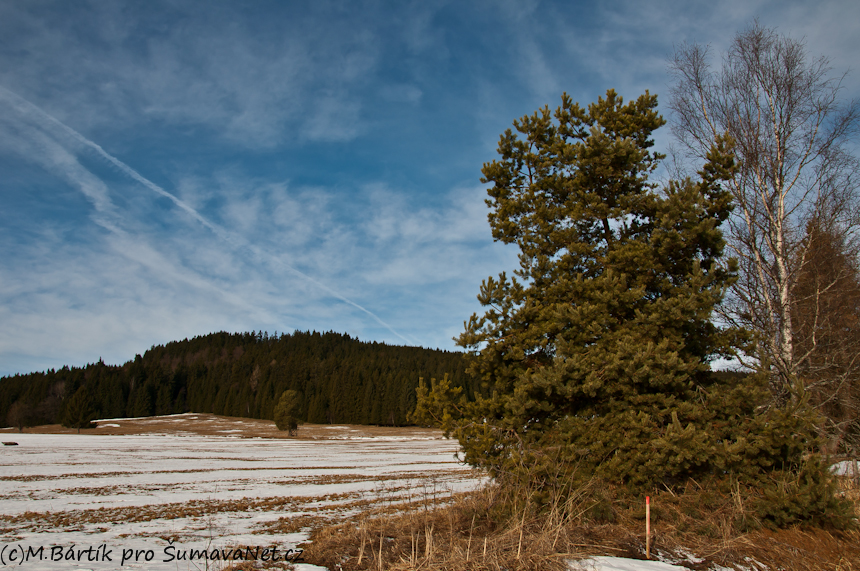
[0,432,482,570]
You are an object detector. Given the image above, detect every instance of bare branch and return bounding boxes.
[669,22,860,452]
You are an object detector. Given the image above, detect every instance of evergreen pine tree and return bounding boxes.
[792,220,860,453]
[62,387,96,433]
[418,89,850,527]
[274,390,303,436]
[132,384,154,417]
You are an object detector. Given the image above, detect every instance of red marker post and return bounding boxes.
[645,495,651,559]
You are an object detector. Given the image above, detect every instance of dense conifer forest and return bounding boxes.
[0,331,473,429]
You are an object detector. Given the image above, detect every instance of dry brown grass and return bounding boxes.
[301,472,860,571]
[0,412,444,440]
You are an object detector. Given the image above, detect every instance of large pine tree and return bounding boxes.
[415,90,849,525]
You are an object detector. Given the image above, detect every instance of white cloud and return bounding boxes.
[353,183,513,288]
[0,2,381,148]
[0,90,435,371]
[300,95,364,143]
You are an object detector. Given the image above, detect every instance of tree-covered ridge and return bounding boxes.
[1,331,472,429]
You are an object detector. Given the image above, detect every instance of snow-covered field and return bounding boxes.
[0,416,481,570]
[2,414,810,571]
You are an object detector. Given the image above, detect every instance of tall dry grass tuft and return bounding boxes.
[301,468,860,571]
[303,474,654,571]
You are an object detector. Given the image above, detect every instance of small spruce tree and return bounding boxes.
[62,387,97,433]
[274,390,303,436]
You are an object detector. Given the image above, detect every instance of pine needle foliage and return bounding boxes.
[415,89,854,528]
[61,386,96,433]
[1,330,470,428]
[274,389,302,436]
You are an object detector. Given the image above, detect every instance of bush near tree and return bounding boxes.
[274,389,303,436]
[412,89,853,528]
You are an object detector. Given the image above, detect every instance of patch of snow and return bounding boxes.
[669,548,703,566]
[570,556,695,571]
[328,435,440,441]
[95,412,200,422]
[0,432,484,571]
[831,460,860,477]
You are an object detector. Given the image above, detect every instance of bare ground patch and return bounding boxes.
[0,412,444,440]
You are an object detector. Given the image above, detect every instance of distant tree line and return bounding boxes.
[1,331,474,430]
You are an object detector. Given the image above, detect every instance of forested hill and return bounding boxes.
[0,331,474,429]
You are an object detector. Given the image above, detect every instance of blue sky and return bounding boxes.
[1,0,858,376]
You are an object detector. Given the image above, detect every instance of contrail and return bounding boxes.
[0,86,414,345]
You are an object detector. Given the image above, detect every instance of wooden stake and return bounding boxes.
[646,495,651,559]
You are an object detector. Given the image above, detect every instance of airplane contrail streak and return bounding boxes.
[0,86,414,345]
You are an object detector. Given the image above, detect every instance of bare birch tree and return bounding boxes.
[668,22,860,414]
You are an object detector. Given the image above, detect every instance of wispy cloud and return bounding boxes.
[0,1,383,148]
[1,0,856,376]
[0,87,417,346]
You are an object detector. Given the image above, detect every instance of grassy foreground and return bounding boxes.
[300,469,860,571]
